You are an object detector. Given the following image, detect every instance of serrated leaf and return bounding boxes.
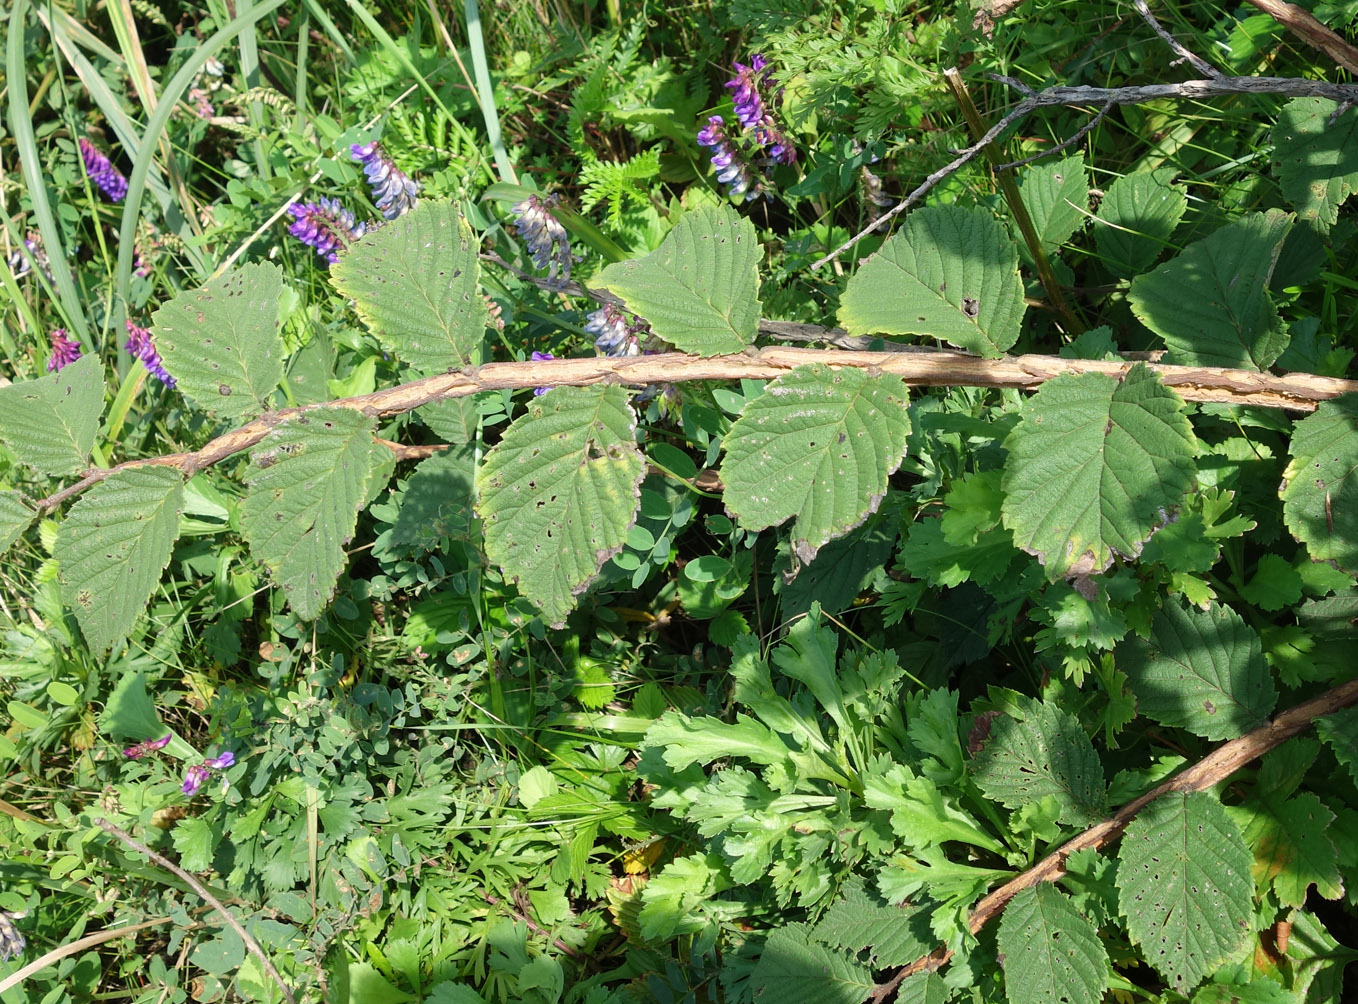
[1116,791,1255,994]
[1127,211,1293,369]
[750,923,876,1004]
[971,699,1106,826]
[637,852,731,940]
[896,973,949,1004]
[475,385,644,627]
[1238,553,1303,611]
[1229,793,1341,908]
[0,491,36,559]
[1000,363,1197,578]
[1271,98,1358,229]
[151,261,285,420]
[1020,154,1090,256]
[838,205,1026,356]
[812,877,933,967]
[0,353,104,476]
[1119,600,1277,740]
[241,408,380,621]
[1315,705,1358,787]
[642,710,796,770]
[590,206,760,356]
[55,466,184,654]
[719,364,910,564]
[330,202,487,372]
[998,885,1109,1004]
[1094,172,1188,277]
[1281,395,1358,574]
[863,762,1006,852]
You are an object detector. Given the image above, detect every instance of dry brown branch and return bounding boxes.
[1242,0,1358,74]
[30,344,1358,514]
[870,677,1358,999]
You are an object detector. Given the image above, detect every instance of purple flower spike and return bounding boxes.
[287,196,367,265]
[585,305,643,358]
[181,763,210,795]
[125,320,176,388]
[530,351,554,396]
[511,194,577,283]
[46,329,81,372]
[78,138,128,202]
[123,734,172,759]
[205,751,235,770]
[350,142,420,219]
[725,54,770,132]
[696,117,759,201]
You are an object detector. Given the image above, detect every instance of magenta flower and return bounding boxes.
[350,142,420,219]
[723,55,796,166]
[123,734,172,759]
[287,196,367,265]
[511,194,577,283]
[78,138,128,201]
[182,750,235,794]
[697,117,760,201]
[46,329,82,372]
[125,320,175,388]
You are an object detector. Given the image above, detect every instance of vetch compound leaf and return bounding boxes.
[1280,395,1358,574]
[750,923,876,1004]
[1119,600,1276,740]
[1116,791,1254,994]
[152,262,285,421]
[1020,154,1090,257]
[998,885,1109,1004]
[838,204,1026,357]
[1271,98,1358,229]
[241,408,380,621]
[590,206,760,356]
[0,491,37,559]
[330,201,487,372]
[1094,171,1188,277]
[1000,363,1197,578]
[55,466,184,654]
[1128,210,1293,369]
[476,385,644,627]
[0,353,104,477]
[719,364,910,565]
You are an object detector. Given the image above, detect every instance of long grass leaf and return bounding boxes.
[464,0,518,185]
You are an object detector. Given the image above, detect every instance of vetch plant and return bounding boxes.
[350,141,420,219]
[77,137,128,201]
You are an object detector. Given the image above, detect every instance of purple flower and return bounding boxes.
[205,751,235,770]
[726,55,770,131]
[511,194,577,283]
[78,138,128,202]
[530,351,554,396]
[288,196,367,265]
[125,320,176,388]
[0,911,24,963]
[182,750,235,795]
[7,232,49,282]
[46,329,81,372]
[123,734,172,759]
[350,142,420,219]
[585,305,643,357]
[696,117,760,201]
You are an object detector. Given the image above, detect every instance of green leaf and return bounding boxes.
[330,201,487,372]
[1094,171,1188,277]
[1229,793,1341,908]
[863,761,1007,852]
[1238,553,1304,611]
[590,206,760,356]
[0,353,104,476]
[0,491,36,559]
[838,205,1026,356]
[638,852,731,940]
[750,923,876,1004]
[385,446,475,554]
[895,973,949,1004]
[1281,395,1358,574]
[1315,705,1358,787]
[998,885,1109,1004]
[642,710,796,770]
[241,408,380,621]
[1000,363,1197,578]
[719,365,910,565]
[151,261,285,420]
[1119,600,1277,740]
[900,516,1018,587]
[812,877,933,967]
[771,608,848,735]
[971,699,1106,827]
[1020,154,1089,256]
[55,467,184,654]
[1271,98,1358,229]
[1127,211,1293,369]
[475,386,644,627]
[1116,791,1254,994]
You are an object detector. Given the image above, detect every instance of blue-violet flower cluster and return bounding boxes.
[585,305,644,357]
[350,142,420,219]
[182,751,235,795]
[288,197,367,265]
[47,329,81,372]
[78,138,128,202]
[126,320,176,388]
[0,911,24,963]
[512,194,576,283]
[697,54,796,200]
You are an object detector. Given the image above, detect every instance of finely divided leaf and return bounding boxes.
[0,491,37,559]
[0,353,104,477]
[55,466,184,654]
[971,699,1106,826]
[475,385,644,627]
[1020,154,1089,256]
[719,365,910,565]
[152,261,285,421]
[591,206,760,356]
[330,201,487,372]
[241,408,380,621]
[1094,172,1187,277]
[1127,210,1293,369]
[838,204,1026,357]
[1119,600,1276,740]
[1116,791,1254,994]
[1000,363,1196,578]
[750,924,876,1004]
[1271,98,1358,229]
[1280,395,1358,574]
[998,885,1109,1004]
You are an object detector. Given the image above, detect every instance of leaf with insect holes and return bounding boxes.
[1272,98,1358,229]
[999,885,1109,1004]
[55,466,184,654]
[476,385,644,627]
[719,364,910,566]
[0,353,104,477]
[1281,395,1358,575]
[241,408,381,621]
[1019,154,1090,257]
[151,262,285,421]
